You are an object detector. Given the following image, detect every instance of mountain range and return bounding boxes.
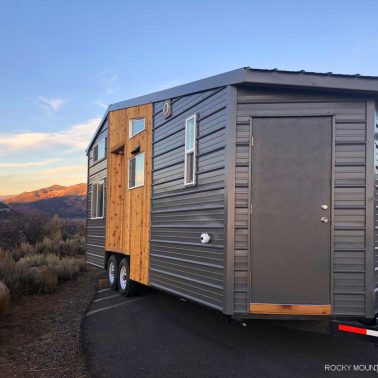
[1,183,87,219]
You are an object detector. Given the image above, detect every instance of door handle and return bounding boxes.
[321,204,328,210]
[320,217,329,223]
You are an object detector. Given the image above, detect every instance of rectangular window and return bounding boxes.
[91,181,105,219]
[93,138,106,163]
[184,114,197,186]
[129,153,145,189]
[129,118,145,138]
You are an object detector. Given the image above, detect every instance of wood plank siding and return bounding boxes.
[106,104,152,285]
[250,304,331,316]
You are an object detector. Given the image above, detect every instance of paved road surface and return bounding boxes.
[82,287,378,377]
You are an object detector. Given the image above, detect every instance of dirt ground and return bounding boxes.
[0,262,100,377]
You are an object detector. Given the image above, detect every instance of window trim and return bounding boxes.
[129,118,146,139]
[184,114,197,186]
[128,152,145,190]
[92,137,106,164]
[91,180,105,219]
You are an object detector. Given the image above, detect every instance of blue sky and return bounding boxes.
[0,0,377,194]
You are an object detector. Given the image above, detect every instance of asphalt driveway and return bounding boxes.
[82,288,378,378]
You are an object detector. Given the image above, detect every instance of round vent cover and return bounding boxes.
[163,100,172,118]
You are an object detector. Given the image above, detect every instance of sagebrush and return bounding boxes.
[0,215,87,298]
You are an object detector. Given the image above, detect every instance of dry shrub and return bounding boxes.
[34,235,85,258]
[34,238,55,255]
[0,214,87,299]
[43,214,63,241]
[0,281,10,316]
[18,254,86,282]
[49,256,86,281]
[30,266,58,293]
[0,251,37,298]
[60,235,86,257]
[0,252,85,298]
[46,255,86,281]
[10,242,35,261]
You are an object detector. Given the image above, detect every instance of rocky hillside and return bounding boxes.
[4,184,86,204]
[0,202,20,218]
[3,184,87,219]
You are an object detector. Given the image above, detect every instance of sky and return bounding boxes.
[0,0,377,195]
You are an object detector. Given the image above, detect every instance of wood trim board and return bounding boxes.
[249,303,331,315]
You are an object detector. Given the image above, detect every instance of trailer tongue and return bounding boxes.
[332,320,378,344]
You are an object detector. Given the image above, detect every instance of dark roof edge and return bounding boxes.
[110,67,245,112]
[87,67,378,153]
[244,68,378,92]
[86,68,245,153]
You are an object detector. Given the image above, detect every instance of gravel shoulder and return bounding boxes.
[0,262,100,378]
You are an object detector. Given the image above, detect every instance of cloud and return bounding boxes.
[37,164,85,175]
[93,100,108,109]
[0,158,62,168]
[36,96,68,114]
[0,117,101,153]
[0,164,87,195]
[156,80,183,91]
[98,70,119,94]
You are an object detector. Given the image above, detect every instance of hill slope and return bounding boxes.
[0,202,21,218]
[4,184,87,219]
[4,183,87,204]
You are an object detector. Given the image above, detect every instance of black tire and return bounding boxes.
[107,255,118,290]
[118,258,137,297]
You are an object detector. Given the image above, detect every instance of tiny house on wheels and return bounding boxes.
[86,67,378,323]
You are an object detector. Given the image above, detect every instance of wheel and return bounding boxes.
[118,258,137,297]
[107,255,118,290]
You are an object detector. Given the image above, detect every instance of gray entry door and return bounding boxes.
[250,116,332,305]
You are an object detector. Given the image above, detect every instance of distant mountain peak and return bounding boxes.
[4,183,87,204]
[3,183,87,219]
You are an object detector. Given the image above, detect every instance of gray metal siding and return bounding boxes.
[374,105,378,314]
[86,120,108,268]
[235,87,371,316]
[150,87,227,311]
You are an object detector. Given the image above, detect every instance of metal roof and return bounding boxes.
[87,67,378,152]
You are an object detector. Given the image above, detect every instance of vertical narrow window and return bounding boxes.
[184,114,197,186]
[93,145,98,163]
[91,184,97,218]
[97,181,104,218]
[129,153,145,189]
[91,181,105,219]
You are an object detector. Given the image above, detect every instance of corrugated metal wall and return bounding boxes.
[235,87,371,316]
[150,87,227,311]
[86,119,108,268]
[375,106,378,314]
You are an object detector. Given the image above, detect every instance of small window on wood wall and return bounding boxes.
[184,114,197,186]
[91,181,105,219]
[129,118,145,138]
[93,138,106,163]
[129,153,145,189]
